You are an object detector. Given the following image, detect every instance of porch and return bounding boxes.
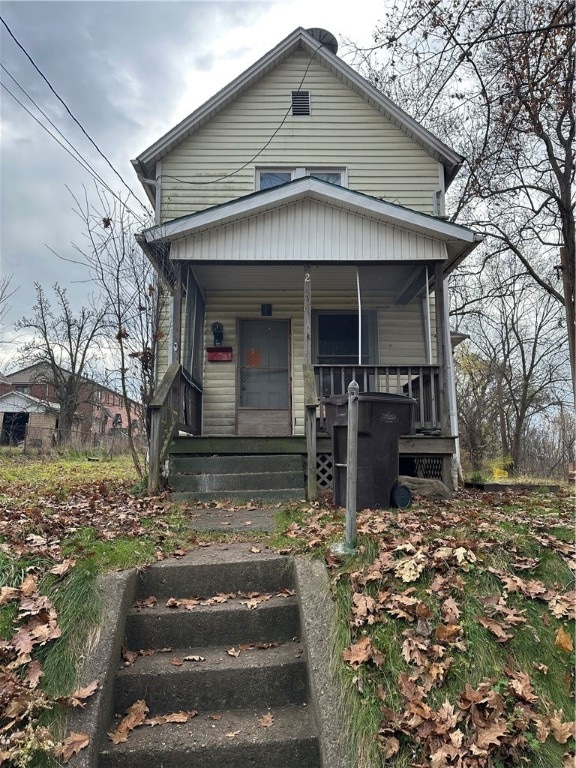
[147,358,455,499]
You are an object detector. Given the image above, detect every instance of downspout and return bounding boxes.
[424,266,433,364]
[443,284,461,488]
[356,268,362,366]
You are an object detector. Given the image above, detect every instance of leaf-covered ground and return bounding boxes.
[0,450,574,767]
[283,488,575,767]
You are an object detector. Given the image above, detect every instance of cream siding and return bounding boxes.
[201,284,434,436]
[160,51,440,221]
[171,201,447,263]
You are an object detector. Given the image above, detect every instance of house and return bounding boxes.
[133,27,481,499]
[0,363,141,448]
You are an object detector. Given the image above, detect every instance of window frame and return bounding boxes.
[313,309,378,366]
[255,166,348,191]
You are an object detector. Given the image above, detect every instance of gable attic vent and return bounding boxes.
[291,90,310,116]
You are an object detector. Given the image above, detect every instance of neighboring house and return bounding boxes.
[0,391,61,449]
[133,27,481,497]
[0,363,141,447]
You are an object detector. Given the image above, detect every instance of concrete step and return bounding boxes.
[134,547,296,599]
[170,488,305,502]
[125,597,300,650]
[170,454,303,475]
[99,704,321,768]
[114,642,308,714]
[169,470,304,493]
[99,546,322,768]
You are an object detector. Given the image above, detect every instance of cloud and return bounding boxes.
[0,0,384,352]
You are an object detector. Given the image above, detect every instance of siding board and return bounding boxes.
[201,282,432,436]
[171,201,447,264]
[160,51,440,221]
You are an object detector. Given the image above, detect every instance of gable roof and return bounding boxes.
[141,176,481,274]
[132,27,464,202]
[0,390,60,413]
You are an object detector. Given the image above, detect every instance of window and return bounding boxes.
[256,167,346,191]
[316,311,377,365]
[315,310,378,396]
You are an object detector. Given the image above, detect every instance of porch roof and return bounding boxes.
[141,177,481,274]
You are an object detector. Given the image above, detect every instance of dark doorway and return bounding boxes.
[0,412,29,445]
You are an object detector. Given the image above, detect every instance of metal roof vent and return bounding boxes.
[291,90,310,116]
[306,28,338,55]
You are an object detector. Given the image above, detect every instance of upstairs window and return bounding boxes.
[256,167,346,191]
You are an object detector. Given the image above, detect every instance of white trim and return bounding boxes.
[144,177,476,248]
[155,160,162,225]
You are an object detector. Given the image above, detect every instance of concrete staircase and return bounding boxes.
[98,547,322,768]
[167,437,307,502]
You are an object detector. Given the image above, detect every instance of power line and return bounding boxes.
[1,81,148,225]
[1,62,112,191]
[162,40,326,186]
[0,15,149,215]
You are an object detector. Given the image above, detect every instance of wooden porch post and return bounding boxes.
[171,261,183,423]
[434,262,451,436]
[304,265,318,500]
[172,261,182,366]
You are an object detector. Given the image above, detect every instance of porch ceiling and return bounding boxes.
[192,263,421,295]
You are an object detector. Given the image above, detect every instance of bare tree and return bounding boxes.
[453,262,570,475]
[347,0,575,397]
[16,283,108,445]
[58,186,165,477]
[0,274,16,344]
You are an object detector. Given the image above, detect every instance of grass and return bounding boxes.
[328,490,575,767]
[0,450,573,766]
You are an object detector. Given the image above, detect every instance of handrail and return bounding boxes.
[314,364,441,432]
[148,364,203,493]
[148,363,182,493]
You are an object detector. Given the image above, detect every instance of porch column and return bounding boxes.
[433,262,451,437]
[171,260,182,366]
[303,264,318,500]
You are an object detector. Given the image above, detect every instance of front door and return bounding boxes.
[237,319,291,436]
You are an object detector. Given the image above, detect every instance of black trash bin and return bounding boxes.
[323,392,416,509]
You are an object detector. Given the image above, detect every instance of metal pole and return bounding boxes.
[345,379,359,550]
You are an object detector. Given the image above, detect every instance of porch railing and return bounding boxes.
[314,364,441,432]
[148,363,203,493]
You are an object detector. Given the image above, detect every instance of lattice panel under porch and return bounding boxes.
[317,452,444,487]
[414,455,444,480]
[316,453,333,489]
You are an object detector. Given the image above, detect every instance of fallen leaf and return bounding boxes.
[108,699,149,743]
[49,559,75,576]
[555,626,574,653]
[227,647,241,657]
[57,732,90,763]
[435,624,462,642]
[183,655,206,662]
[549,711,576,743]
[171,657,184,666]
[258,713,274,727]
[249,547,261,554]
[478,616,514,642]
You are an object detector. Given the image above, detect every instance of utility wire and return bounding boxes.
[0,15,149,215]
[162,40,326,186]
[1,81,148,225]
[1,62,112,191]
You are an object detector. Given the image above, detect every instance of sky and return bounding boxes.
[0,0,385,369]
